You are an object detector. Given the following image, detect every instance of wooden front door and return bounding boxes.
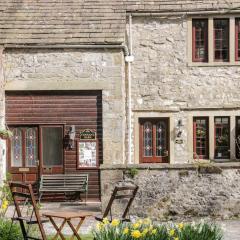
[8,126,39,184]
[139,118,169,163]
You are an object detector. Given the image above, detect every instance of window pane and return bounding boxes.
[214,117,230,159]
[42,127,63,166]
[143,122,152,157]
[156,121,167,157]
[11,128,22,167]
[236,117,240,158]
[214,19,229,61]
[236,19,240,60]
[192,19,208,62]
[26,128,38,167]
[193,118,209,159]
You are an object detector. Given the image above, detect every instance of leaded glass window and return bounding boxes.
[193,117,209,159]
[156,121,167,157]
[192,19,208,62]
[236,19,240,61]
[26,128,38,167]
[214,19,229,62]
[140,119,169,163]
[214,117,230,159]
[11,128,23,167]
[143,122,153,157]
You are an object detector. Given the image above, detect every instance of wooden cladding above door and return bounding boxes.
[5,91,102,200]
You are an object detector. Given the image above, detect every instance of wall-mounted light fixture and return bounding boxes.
[176,119,184,138]
[65,125,76,150]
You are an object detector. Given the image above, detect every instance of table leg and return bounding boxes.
[49,216,66,240]
[67,218,85,240]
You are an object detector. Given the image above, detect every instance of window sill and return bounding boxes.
[188,62,240,67]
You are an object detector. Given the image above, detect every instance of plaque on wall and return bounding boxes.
[80,129,96,140]
[77,141,97,168]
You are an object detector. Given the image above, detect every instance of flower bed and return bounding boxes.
[93,218,223,240]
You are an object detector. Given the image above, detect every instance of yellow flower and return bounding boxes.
[169,229,175,236]
[142,228,148,236]
[174,238,179,240]
[123,227,129,234]
[96,222,104,231]
[111,219,120,227]
[143,218,151,225]
[177,223,184,230]
[151,229,157,235]
[102,218,109,225]
[1,200,8,210]
[137,219,143,225]
[148,225,153,231]
[131,230,142,238]
[133,222,140,229]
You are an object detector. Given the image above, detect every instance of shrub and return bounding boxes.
[0,219,23,240]
[93,218,223,240]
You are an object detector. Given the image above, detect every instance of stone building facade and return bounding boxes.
[0,0,240,217]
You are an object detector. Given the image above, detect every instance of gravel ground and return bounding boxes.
[5,202,240,239]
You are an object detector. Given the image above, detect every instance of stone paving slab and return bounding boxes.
[5,202,240,239]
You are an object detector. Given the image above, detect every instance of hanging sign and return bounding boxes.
[80,129,96,140]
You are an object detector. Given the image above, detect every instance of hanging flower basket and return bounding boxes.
[0,129,13,140]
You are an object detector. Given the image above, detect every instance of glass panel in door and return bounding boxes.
[40,126,63,174]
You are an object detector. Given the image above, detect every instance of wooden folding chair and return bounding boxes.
[95,183,138,222]
[9,182,48,240]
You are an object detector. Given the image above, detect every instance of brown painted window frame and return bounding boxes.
[214,116,230,159]
[193,117,209,160]
[214,18,230,62]
[192,19,209,62]
[235,117,240,159]
[235,18,240,61]
[139,118,169,164]
[7,126,39,172]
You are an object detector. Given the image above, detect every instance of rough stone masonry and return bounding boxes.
[101,163,240,220]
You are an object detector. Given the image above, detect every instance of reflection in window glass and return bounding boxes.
[26,128,38,167]
[42,127,63,166]
[11,128,22,167]
[214,117,230,159]
[214,19,229,62]
[143,122,153,157]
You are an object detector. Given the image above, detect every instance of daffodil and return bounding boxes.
[111,219,120,227]
[151,228,157,235]
[123,227,129,234]
[102,218,109,225]
[133,222,140,229]
[142,228,148,236]
[143,218,151,225]
[131,230,142,238]
[177,222,184,230]
[96,222,104,231]
[169,228,175,236]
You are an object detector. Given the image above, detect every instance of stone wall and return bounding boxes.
[130,17,240,163]
[0,48,6,185]
[101,163,240,220]
[3,48,126,165]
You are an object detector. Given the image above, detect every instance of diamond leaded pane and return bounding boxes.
[143,122,152,157]
[11,128,22,167]
[26,128,38,167]
[156,121,167,157]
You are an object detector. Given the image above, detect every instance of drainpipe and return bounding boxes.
[125,14,134,165]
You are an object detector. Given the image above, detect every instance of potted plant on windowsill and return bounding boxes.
[0,129,13,140]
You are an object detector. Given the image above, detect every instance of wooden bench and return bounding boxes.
[39,174,88,204]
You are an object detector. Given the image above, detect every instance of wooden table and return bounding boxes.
[43,211,92,240]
